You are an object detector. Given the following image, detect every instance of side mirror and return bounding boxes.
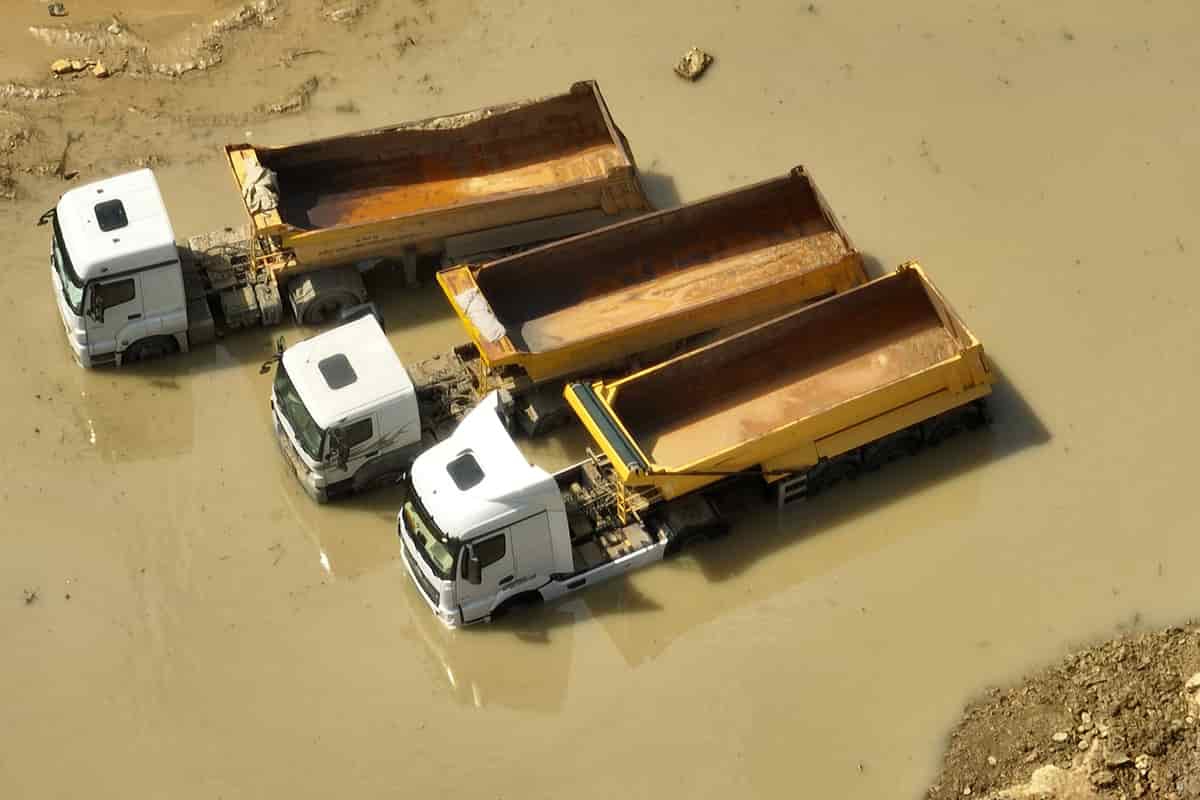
[258,337,286,375]
[86,288,104,324]
[328,429,349,471]
[465,548,482,585]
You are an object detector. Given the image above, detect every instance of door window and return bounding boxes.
[341,417,373,449]
[462,532,507,578]
[96,278,135,310]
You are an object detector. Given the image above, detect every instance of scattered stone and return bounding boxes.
[986,756,997,766]
[51,58,87,75]
[674,47,714,81]
[1184,673,1200,692]
[1052,732,1070,743]
[48,3,68,17]
[92,62,109,79]
[23,588,38,604]
[1090,769,1116,787]
[151,57,221,78]
[1105,751,1132,768]
[1135,754,1151,772]
[106,18,123,35]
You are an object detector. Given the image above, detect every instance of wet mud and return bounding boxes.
[2,1,1199,798]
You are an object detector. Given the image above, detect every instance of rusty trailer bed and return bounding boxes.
[225,80,648,275]
[565,263,995,501]
[440,166,865,384]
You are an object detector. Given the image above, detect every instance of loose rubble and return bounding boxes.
[930,623,1200,799]
[259,76,320,114]
[0,166,16,201]
[29,19,146,52]
[674,47,714,81]
[0,82,68,101]
[322,0,376,23]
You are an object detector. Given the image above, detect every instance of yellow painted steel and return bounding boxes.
[565,262,996,502]
[439,251,867,385]
[222,81,649,286]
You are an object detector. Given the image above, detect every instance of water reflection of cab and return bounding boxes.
[401,573,574,712]
[586,454,988,668]
[70,366,195,464]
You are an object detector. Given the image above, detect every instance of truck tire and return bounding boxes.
[123,335,179,363]
[492,592,542,621]
[288,267,368,326]
[861,428,922,472]
[355,467,405,493]
[805,454,860,497]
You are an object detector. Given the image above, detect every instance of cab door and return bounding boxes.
[457,529,515,623]
[84,274,143,359]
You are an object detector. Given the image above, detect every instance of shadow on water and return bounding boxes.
[687,359,1048,585]
[638,170,682,209]
[860,252,890,280]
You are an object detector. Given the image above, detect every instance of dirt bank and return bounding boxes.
[0,0,450,199]
[930,624,1200,800]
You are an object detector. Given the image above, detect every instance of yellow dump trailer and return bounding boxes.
[438,167,865,386]
[401,262,996,627]
[225,80,649,282]
[566,262,995,503]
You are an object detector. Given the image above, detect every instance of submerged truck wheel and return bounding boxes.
[123,335,179,363]
[491,591,543,621]
[288,267,369,326]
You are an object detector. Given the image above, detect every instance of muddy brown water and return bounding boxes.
[2,1,1199,798]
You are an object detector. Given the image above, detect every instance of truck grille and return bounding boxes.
[404,545,439,607]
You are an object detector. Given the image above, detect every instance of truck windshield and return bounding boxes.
[51,215,85,314]
[403,496,459,580]
[274,362,324,460]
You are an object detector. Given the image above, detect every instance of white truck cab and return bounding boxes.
[398,393,575,627]
[271,314,423,502]
[48,169,189,367]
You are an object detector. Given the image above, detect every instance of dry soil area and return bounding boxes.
[931,624,1200,800]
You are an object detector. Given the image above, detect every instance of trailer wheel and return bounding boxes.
[806,456,859,496]
[923,407,971,446]
[288,267,369,326]
[124,336,179,363]
[861,429,922,472]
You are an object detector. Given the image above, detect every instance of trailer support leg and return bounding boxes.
[403,246,419,288]
[776,472,808,509]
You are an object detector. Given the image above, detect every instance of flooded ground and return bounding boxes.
[2,1,1198,797]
